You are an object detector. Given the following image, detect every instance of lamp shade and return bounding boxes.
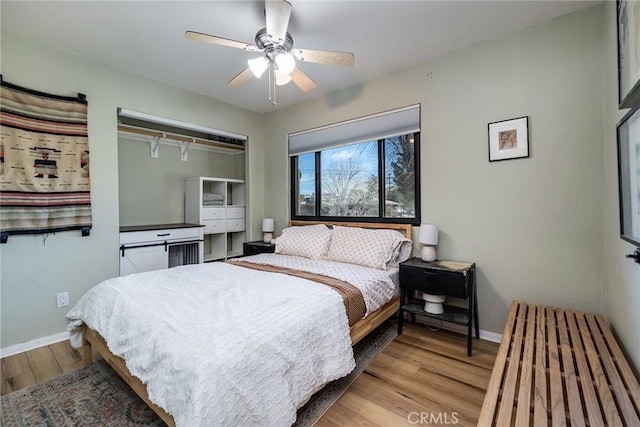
[275,69,292,86]
[262,218,275,232]
[248,56,269,78]
[419,224,439,245]
[275,52,296,75]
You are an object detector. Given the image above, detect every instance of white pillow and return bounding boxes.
[325,226,412,270]
[275,224,333,259]
[387,239,413,268]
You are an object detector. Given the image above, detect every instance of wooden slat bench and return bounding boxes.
[479,301,640,426]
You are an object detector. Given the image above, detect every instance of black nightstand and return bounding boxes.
[398,257,479,356]
[243,241,276,256]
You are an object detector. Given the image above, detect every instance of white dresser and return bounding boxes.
[119,223,204,276]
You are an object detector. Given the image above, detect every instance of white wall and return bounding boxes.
[263,6,606,337]
[603,2,640,371]
[0,32,265,347]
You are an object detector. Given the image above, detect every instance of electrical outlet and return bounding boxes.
[56,292,69,308]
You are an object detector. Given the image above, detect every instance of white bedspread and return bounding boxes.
[66,261,355,427]
[240,253,400,316]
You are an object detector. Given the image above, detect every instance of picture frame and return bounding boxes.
[487,116,529,162]
[617,0,640,109]
[617,105,640,248]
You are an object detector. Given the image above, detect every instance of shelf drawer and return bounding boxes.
[120,227,202,245]
[399,266,467,298]
[203,219,226,234]
[201,207,225,220]
[225,219,245,232]
[225,206,245,219]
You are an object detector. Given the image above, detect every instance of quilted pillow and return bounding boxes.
[325,226,412,270]
[275,224,333,259]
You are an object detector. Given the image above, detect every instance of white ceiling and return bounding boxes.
[1,1,600,114]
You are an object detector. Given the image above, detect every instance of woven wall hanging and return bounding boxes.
[0,76,92,243]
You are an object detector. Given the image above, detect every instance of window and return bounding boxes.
[289,105,421,224]
[291,132,420,224]
[321,141,379,217]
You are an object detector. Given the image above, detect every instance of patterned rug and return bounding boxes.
[1,321,396,426]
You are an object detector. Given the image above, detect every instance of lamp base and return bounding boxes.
[424,301,445,314]
[421,246,436,262]
[422,294,446,314]
[263,232,273,243]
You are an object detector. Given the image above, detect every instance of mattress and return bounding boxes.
[67,256,395,426]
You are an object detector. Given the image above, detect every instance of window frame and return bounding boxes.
[290,133,421,225]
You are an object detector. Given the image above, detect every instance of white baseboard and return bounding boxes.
[415,317,502,343]
[1,331,69,359]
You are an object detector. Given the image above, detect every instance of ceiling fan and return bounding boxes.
[185,0,354,105]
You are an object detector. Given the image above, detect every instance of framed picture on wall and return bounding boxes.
[617,105,640,247]
[487,116,529,162]
[617,0,640,109]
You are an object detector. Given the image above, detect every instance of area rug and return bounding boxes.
[1,321,396,426]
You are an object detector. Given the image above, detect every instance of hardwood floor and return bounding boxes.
[1,323,499,426]
[318,324,499,427]
[1,341,84,395]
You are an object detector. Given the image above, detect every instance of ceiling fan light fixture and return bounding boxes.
[248,56,269,78]
[275,52,295,75]
[275,69,292,86]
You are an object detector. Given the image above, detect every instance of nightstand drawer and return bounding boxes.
[399,266,467,298]
[243,241,276,256]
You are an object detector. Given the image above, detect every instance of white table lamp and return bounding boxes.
[262,218,274,243]
[419,224,439,262]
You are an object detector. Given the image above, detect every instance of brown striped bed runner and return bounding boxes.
[228,260,366,326]
[479,300,640,426]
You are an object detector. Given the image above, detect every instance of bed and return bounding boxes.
[67,221,412,426]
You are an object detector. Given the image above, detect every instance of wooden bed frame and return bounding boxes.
[82,221,412,427]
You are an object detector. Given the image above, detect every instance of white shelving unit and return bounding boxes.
[185,177,246,261]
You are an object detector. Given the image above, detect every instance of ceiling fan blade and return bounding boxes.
[227,67,255,87]
[265,0,292,44]
[290,67,316,92]
[293,48,355,67]
[185,31,258,51]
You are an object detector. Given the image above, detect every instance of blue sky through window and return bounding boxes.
[298,143,378,195]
